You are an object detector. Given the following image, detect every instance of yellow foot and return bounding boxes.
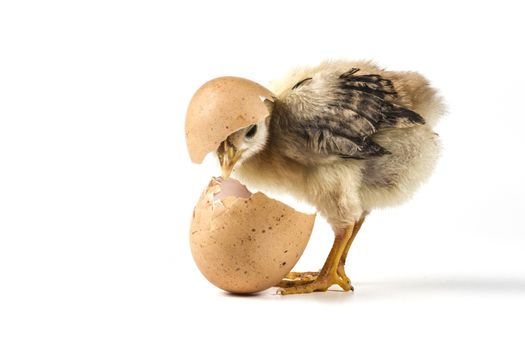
[275,270,353,291]
[337,265,354,291]
[275,271,319,288]
[277,272,353,295]
[285,271,319,279]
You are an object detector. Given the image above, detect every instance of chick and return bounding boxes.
[216,60,444,294]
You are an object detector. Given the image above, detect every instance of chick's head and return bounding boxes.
[216,117,270,179]
[185,76,274,167]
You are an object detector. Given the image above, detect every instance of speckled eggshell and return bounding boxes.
[190,179,316,294]
[185,76,274,164]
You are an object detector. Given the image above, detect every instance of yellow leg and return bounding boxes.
[278,222,355,295]
[337,213,367,287]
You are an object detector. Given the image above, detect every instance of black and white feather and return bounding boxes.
[272,68,425,164]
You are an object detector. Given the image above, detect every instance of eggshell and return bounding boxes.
[185,77,274,164]
[190,178,316,294]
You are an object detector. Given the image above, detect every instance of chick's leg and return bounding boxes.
[337,213,367,287]
[277,214,367,289]
[277,222,355,295]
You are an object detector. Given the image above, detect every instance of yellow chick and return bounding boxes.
[213,60,444,294]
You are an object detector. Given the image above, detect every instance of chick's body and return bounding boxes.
[212,60,444,294]
[236,60,443,230]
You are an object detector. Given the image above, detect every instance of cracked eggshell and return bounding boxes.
[185,76,274,164]
[190,178,316,294]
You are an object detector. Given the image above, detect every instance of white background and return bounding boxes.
[1,1,524,349]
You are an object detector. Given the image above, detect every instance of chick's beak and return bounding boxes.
[219,140,242,179]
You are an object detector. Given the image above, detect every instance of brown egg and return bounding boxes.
[190,178,316,294]
[185,76,274,164]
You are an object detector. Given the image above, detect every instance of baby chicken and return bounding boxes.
[215,60,444,294]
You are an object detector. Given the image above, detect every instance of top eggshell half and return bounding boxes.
[185,76,275,164]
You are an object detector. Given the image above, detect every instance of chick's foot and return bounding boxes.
[337,265,352,288]
[275,270,353,290]
[277,271,352,295]
[275,271,319,288]
[277,223,357,295]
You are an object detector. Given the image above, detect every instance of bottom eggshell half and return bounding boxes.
[190,178,316,294]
